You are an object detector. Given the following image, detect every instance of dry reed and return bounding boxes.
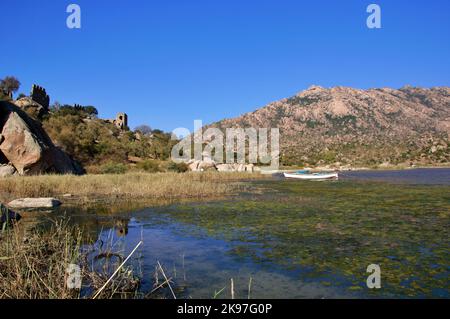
[0,172,267,203]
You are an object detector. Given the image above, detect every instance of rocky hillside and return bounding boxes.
[0,101,84,176]
[209,86,450,167]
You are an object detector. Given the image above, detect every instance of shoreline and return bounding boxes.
[279,164,450,172]
[0,171,269,205]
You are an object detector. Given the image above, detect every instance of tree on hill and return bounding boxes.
[135,125,152,135]
[0,76,21,96]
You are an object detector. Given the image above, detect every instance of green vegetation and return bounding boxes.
[41,106,178,173]
[150,180,450,297]
[0,76,20,98]
[99,162,128,174]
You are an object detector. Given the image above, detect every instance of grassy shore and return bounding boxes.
[0,172,268,203]
[0,220,146,299]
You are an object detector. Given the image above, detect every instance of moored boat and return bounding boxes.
[283,171,338,180]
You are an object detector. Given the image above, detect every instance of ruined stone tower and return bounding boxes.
[30,85,50,111]
[114,113,128,130]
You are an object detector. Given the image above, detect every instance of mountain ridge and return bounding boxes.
[208,85,450,167]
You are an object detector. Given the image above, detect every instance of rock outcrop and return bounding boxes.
[13,97,47,120]
[187,159,255,172]
[216,163,255,172]
[0,101,84,175]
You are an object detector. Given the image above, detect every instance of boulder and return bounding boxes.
[187,160,200,171]
[0,101,84,175]
[198,158,216,171]
[187,158,218,171]
[8,198,62,209]
[244,164,254,172]
[13,97,46,120]
[0,164,16,177]
[216,164,234,172]
[191,161,256,172]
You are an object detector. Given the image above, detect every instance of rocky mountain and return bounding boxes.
[0,100,84,176]
[209,86,450,167]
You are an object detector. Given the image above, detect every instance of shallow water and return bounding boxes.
[30,169,450,298]
[340,168,450,185]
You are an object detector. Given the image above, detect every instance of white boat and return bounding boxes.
[283,171,338,180]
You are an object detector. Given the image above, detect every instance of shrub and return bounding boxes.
[136,160,162,173]
[100,162,128,174]
[167,161,189,173]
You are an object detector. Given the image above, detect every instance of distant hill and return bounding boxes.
[209,86,450,167]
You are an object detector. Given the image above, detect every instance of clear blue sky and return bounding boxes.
[1,0,449,132]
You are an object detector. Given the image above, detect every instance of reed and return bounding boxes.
[0,220,83,299]
[0,172,267,203]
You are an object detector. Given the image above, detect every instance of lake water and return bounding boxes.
[31,169,450,298]
[340,168,450,185]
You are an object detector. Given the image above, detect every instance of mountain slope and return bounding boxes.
[209,86,450,167]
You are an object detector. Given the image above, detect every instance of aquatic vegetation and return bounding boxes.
[149,180,449,298]
[3,172,448,298]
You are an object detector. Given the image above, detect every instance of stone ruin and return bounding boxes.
[106,113,128,131]
[115,113,128,130]
[30,84,50,111]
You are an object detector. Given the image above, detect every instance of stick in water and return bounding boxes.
[157,261,177,299]
[92,240,143,299]
[231,278,235,299]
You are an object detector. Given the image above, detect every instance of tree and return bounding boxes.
[135,125,153,135]
[83,105,98,116]
[0,76,21,96]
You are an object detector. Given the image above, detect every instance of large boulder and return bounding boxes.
[13,97,46,120]
[187,158,217,171]
[0,101,84,175]
[8,198,62,209]
[216,164,234,172]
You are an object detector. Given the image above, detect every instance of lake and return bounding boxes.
[31,168,450,298]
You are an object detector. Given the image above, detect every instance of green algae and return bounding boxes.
[152,180,449,297]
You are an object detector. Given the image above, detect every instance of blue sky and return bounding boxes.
[1,0,449,131]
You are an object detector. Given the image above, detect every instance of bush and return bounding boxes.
[136,160,162,173]
[42,108,177,169]
[99,162,128,174]
[167,161,189,173]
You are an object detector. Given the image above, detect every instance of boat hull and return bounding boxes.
[283,172,338,180]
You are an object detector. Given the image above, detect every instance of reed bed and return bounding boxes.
[0,220,144,299]
[0,172,267,202]
[0,220,83,298]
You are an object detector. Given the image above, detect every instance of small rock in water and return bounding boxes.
[8,198,62,209]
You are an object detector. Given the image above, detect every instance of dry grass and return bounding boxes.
[0,172,268,203]
[0,220,83,298]
[0,220,143,299]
